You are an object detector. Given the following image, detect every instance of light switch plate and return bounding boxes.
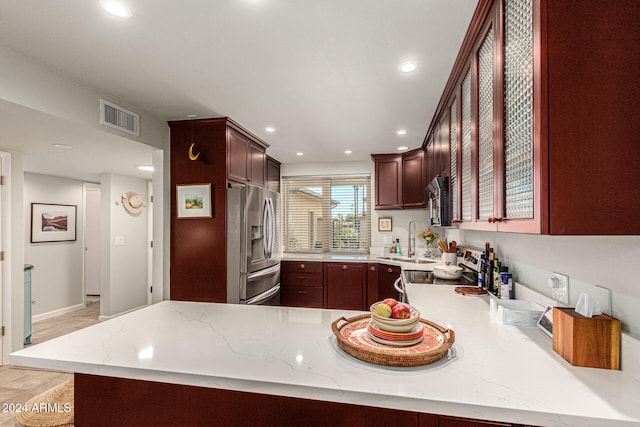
[552,272,569,305]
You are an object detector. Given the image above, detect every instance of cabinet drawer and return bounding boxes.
[281,261,323,274]
[281,271,323,287]
[281,285,323,308]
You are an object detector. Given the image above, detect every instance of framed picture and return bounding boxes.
[31,203,77,243]
[176,183,213,218]
[378,217,392,232]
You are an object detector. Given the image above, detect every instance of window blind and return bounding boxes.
[282,175,371,253]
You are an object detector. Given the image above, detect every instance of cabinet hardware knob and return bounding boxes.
[342,265,347,270]
[297,276,306,280]
[298,290,307,294]
[300,263,305,269]
[387,268,393,273]
[452,219,462,224]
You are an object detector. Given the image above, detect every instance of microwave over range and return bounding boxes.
[428,176,450,227]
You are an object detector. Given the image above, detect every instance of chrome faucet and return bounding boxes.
[408,220,416,258]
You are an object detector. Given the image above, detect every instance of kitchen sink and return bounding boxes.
[376,256,436,264]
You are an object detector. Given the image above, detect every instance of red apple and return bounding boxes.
[382,297,398,308]
[391,304,411,319]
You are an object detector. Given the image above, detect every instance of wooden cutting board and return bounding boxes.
[454,286,488,296]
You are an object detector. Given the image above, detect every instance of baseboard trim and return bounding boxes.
[98,304,148,321]
[32,303,86,323]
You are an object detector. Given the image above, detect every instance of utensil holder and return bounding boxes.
[441,252,457,265]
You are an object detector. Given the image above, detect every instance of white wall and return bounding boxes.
[444,228,640,336]
[0,45,167,150]
[100,174,149,318]
[23,173,85,316]
[0,42,170,299]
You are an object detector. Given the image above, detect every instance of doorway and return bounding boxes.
[83,184,101,298]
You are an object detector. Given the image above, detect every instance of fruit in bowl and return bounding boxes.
[382,297,399,308]
[370,301,420,330]
[391,304,411,319]
[374,303,392,318]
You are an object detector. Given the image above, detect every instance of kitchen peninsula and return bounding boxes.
[11,282,640,426]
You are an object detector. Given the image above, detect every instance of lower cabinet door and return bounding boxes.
[281,285,323,308]
[324,263,366,310]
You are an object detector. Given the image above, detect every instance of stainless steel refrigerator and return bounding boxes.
[226,184,281,305]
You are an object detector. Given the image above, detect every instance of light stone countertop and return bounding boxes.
[10,286,640,426]
[281,252,440,272]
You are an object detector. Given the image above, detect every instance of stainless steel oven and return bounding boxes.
[401,247,484,294]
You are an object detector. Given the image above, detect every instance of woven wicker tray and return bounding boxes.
[331,314,455,367]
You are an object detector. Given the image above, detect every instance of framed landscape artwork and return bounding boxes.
[31,203,77,243]
[176,183,213,218]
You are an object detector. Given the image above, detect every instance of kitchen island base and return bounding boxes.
[75,373,522,427]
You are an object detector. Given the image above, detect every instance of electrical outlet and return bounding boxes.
[552,272,569,305]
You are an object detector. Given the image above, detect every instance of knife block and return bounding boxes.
[552,307,621,370]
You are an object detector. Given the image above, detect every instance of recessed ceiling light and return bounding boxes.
[397,146,409,151]
[344,150,352,155]
[296,152,304,156]
[52,143,73,149]
[186,114,198,118]
[265,127,276,133]
[400,63,416,73]
[102,1,132,18]
[396,130,407,135]
[136,165,154,172]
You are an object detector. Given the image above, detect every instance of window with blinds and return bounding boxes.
[282,175,371,254]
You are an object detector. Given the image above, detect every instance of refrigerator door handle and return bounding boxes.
[245,284,280,305]
[267,197,275,258]
[247,263,280,280]
[262,197,270,259]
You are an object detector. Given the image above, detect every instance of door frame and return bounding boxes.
[0,151,11,364]
[82,183,101,300]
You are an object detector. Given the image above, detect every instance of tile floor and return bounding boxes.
[0,297,99,426]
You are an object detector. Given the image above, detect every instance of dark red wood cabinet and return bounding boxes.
[168,117,272,302]
[402,149,428,208]
[281,261,323,308]
[424,0,640,235]
[378,263,402,301]
[266,155,281,193]
[75,373,534,427]
[372,148,427,210]
[366,263,379,307]
[372,154,402,209]
[324,262,367,310]
[228,127,267,187]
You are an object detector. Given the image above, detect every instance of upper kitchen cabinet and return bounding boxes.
[168,117,270,302]
[372,148,427,210]
[266,155,281,193]
[424,0,640,235]
[227,126,267,187]
[424,116,452,191]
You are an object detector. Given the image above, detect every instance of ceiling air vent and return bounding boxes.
[100,99,140,136]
